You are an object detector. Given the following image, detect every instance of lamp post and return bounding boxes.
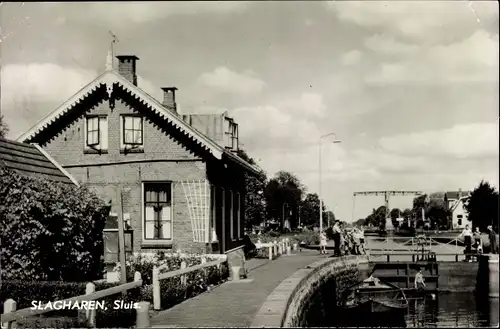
[319,133,342,235]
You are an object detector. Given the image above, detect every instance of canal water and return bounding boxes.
[406,292,499,328]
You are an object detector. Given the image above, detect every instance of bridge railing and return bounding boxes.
[366,236,463,253]
[365,235,468,262]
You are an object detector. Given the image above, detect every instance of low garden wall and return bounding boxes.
[251,255,369,328]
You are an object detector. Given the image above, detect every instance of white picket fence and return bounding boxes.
[255,238,297,260]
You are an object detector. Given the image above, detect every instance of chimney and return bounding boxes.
[116,55,139,86]
[458,188,463,199]
[161,87,178,112]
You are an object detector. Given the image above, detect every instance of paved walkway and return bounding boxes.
[150,250,324,328]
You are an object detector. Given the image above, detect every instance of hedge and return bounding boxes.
[0,167,110,282]
[114,252,229,310]
[0,280,140,328]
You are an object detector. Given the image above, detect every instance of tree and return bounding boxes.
[464,180,499,232]
[401,208,412,228]
[364,206,387,229]
[325,210,336,227]
[0,167,110,281]
[412,194,429,228]
[427,198,449,229]
[0,114,8,138]
[264,171,305,230]
[354,218,366,227]
[390,208,401,228]
[236,149,267,230]
[299,193,325,228]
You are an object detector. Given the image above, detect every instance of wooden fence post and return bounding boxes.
[273,241,278,257]
[136,301,150,328]
[201,257,207,278]
[153,266,161,310]
[181,261,187,286]
[268,244,273,260]
[3,299,16,329]
[85,282,96,327]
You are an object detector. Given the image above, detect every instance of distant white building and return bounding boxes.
[444,189,472,229]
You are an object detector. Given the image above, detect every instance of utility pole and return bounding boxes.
[318,133,341,233]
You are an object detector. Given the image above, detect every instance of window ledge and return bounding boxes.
[84,149,108,154]
[120,148,144,154]
[141,240,173,249]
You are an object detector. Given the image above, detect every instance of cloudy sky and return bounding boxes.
[1,1,498,221]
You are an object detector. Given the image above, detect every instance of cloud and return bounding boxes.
[1,63,162,138]
[363,34,419,55]
[77,2,250,25]
[328,1,499,40]
[197,66,265,95]
[378,122,499,159]
[365,31,499,85]
[341,50,362,66]
[232,104,320,150]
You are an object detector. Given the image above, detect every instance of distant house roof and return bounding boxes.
[445,191,472,200]
[0,137,78,185]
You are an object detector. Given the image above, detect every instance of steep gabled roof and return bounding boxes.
[0,137,78,185]
[17,69,260,175]
[450,196,470,212]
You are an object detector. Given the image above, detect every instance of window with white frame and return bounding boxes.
[231,124,238,150]
[122,116,144,146]
[143,183,172,240]
[85,116,108,151]
[224,117,238,150]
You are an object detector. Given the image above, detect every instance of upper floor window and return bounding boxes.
[224,118,238,150]
[123,116,143,146]
[85,115,108,152]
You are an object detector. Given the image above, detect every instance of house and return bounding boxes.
[16,52,260,265]
[444,189,472,229]
[0,137,78,185]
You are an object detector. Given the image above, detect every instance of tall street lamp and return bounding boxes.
[319,133,342,234]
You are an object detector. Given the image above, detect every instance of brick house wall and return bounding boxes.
[41,98,212,253]
[39,96,245,255]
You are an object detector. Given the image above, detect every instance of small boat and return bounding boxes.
[338,276,408,327]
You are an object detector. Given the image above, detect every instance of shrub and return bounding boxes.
[0,168,110,282]
[17,317,90,329]
[0,280,139,328]
[113,252,229,310]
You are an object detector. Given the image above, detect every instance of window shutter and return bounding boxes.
[100,117,108,150]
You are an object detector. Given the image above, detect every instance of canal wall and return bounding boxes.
[368,261,479,292]
[439,262,478,292]
[251,255,369,328]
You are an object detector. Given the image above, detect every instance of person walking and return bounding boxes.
[332,221,341,256]
[459,224,473,262]
[414,267,426,291]
[487,225,498,254]
[473,227,483,256]
[352,228,361,255]
[319,230,328,255]
[359,227,366,254]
